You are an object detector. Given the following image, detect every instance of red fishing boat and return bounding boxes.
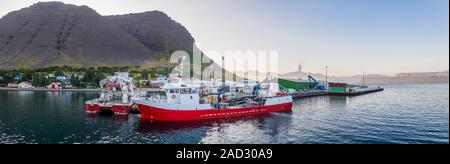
[134,82,293,122]
[85,72,136,115]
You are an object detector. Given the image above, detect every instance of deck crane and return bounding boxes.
[308,75,326,90]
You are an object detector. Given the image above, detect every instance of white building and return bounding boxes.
[18,82,33,89]
[56,76,67,81]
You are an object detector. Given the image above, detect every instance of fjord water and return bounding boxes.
[0,84,448,144]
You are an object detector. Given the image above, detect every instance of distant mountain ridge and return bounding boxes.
[0,2,198,69]
[395,71,449,77]
[280,70,449,85]
[364,71,449,85]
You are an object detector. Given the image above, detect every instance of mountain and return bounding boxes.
[364,71,449,85]
[106,11,195,55]
[395,71,449,77]
[0,2,198,69]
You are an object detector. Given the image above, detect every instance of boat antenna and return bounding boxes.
[222,56,225,87]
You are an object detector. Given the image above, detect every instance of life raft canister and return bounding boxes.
[276,91,287,96]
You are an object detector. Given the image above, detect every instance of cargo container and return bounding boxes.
[329,83,347,87]
[329,87,347,92]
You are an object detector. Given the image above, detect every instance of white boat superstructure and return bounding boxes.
[86,72,138,114]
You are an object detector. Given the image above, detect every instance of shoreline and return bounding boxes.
[0,87,102,92]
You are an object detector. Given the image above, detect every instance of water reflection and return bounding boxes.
[198,111,294,144]
[1,84,448,144]
[16,91,34,96]
[135,112,294,143]
[136,114,281,133]
[263,111,294,139]
[328,96,347,107]
[85,113,129,122]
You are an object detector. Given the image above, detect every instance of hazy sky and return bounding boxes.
[1,0,448,76]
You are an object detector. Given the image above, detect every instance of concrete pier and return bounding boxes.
[328,87,384,96]
[290,90,329,98]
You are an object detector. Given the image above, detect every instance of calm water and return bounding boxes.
[0,84,448,144]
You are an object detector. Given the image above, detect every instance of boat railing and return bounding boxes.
[144,97,168,103]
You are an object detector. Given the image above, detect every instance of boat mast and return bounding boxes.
[217,56,226,108]
[222,56,225,86]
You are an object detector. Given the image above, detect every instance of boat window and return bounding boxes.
[175,89,180,93]
[170,89,175,93]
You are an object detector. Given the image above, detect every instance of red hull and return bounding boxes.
[85,103,100,113]
[137,102,293,122]
[85,103,131,115]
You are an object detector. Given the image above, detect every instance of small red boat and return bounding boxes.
[85,72,136,115]
[85,101,132,115]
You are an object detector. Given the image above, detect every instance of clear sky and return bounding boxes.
[1,0,448,76]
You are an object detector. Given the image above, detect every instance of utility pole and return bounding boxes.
[325,65,328,86]
[298,64,303,80]
[363,72,365,86]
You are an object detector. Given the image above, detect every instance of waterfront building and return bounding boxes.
[18,82,33,89]
[7,82,18,88]
[47,82,62,89]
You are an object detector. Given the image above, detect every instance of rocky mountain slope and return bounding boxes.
[106,11,195,55]
[0,2,198,69]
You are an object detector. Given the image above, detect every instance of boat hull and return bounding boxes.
[85,103,101,113]
[137,102,293,122]
[85,103,131,115]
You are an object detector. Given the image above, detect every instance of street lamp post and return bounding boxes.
[325,65,328,86]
